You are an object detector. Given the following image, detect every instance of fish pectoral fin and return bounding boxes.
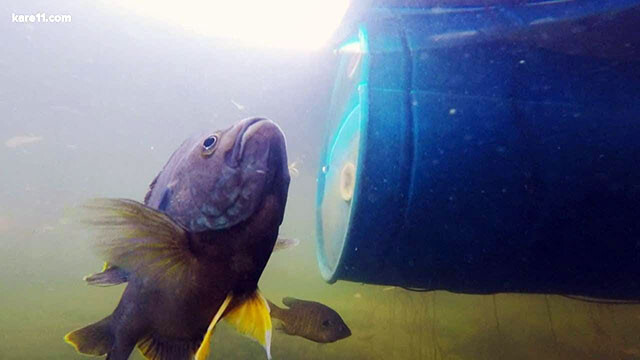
[223,290,273,360]
[274,322,288,333]
[194,293,234,360]
[78,198,198,291]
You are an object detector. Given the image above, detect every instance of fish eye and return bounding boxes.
[203,135,218,149]
[202,134,219,156]
[322,320,331,327]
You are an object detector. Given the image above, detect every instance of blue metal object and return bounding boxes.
[316,0,640,299]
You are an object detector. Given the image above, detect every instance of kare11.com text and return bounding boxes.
[12,13,72,23]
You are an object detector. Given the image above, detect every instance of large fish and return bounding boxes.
[268,297,351,343]
[65,117,290,360]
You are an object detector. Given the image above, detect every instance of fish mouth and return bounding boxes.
[340,325,352,339]
[229,117,269,166]
[227,117,289,221]
[231,117,289,183]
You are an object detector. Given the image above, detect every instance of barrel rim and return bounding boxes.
[316,26,371,283]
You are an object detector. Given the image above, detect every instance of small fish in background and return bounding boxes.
[0,216,11,232]
[273,236,299,251]
[268,297,351,343]
[5,135,43,148]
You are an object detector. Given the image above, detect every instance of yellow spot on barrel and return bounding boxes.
[339,162,355,202]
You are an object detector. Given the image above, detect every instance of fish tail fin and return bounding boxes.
[266,299,284,319]
[64,316,114,356]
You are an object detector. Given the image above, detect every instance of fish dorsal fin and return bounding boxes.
[143,173,160,205]
[282,297,300,308]
[195,293,234,360]
[79,198,198,291]
[223,290,273,359]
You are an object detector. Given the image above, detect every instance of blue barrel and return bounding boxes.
[316,0,640,299]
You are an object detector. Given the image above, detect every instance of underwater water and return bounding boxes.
[3,1,640,359]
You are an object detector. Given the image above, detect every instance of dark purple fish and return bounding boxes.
[268,297,351,343]
[65,117,290,360]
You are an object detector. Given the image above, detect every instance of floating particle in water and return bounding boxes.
[230,99,245,111]
[33,225,56,234]
[354,293,362,299]
[288,161,300,178]
[50,105,82,116]
[449,108,457,115]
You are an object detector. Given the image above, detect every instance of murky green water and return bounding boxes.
[2,1,640,359]
[3,217,640,360]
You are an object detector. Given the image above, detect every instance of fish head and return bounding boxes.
[279,298,351,343]
[316,313,352,343]
[154,117,289,231]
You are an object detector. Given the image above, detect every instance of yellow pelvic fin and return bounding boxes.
[223,290,273,360]
[64,316,113,356]
[195,293,234,360]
